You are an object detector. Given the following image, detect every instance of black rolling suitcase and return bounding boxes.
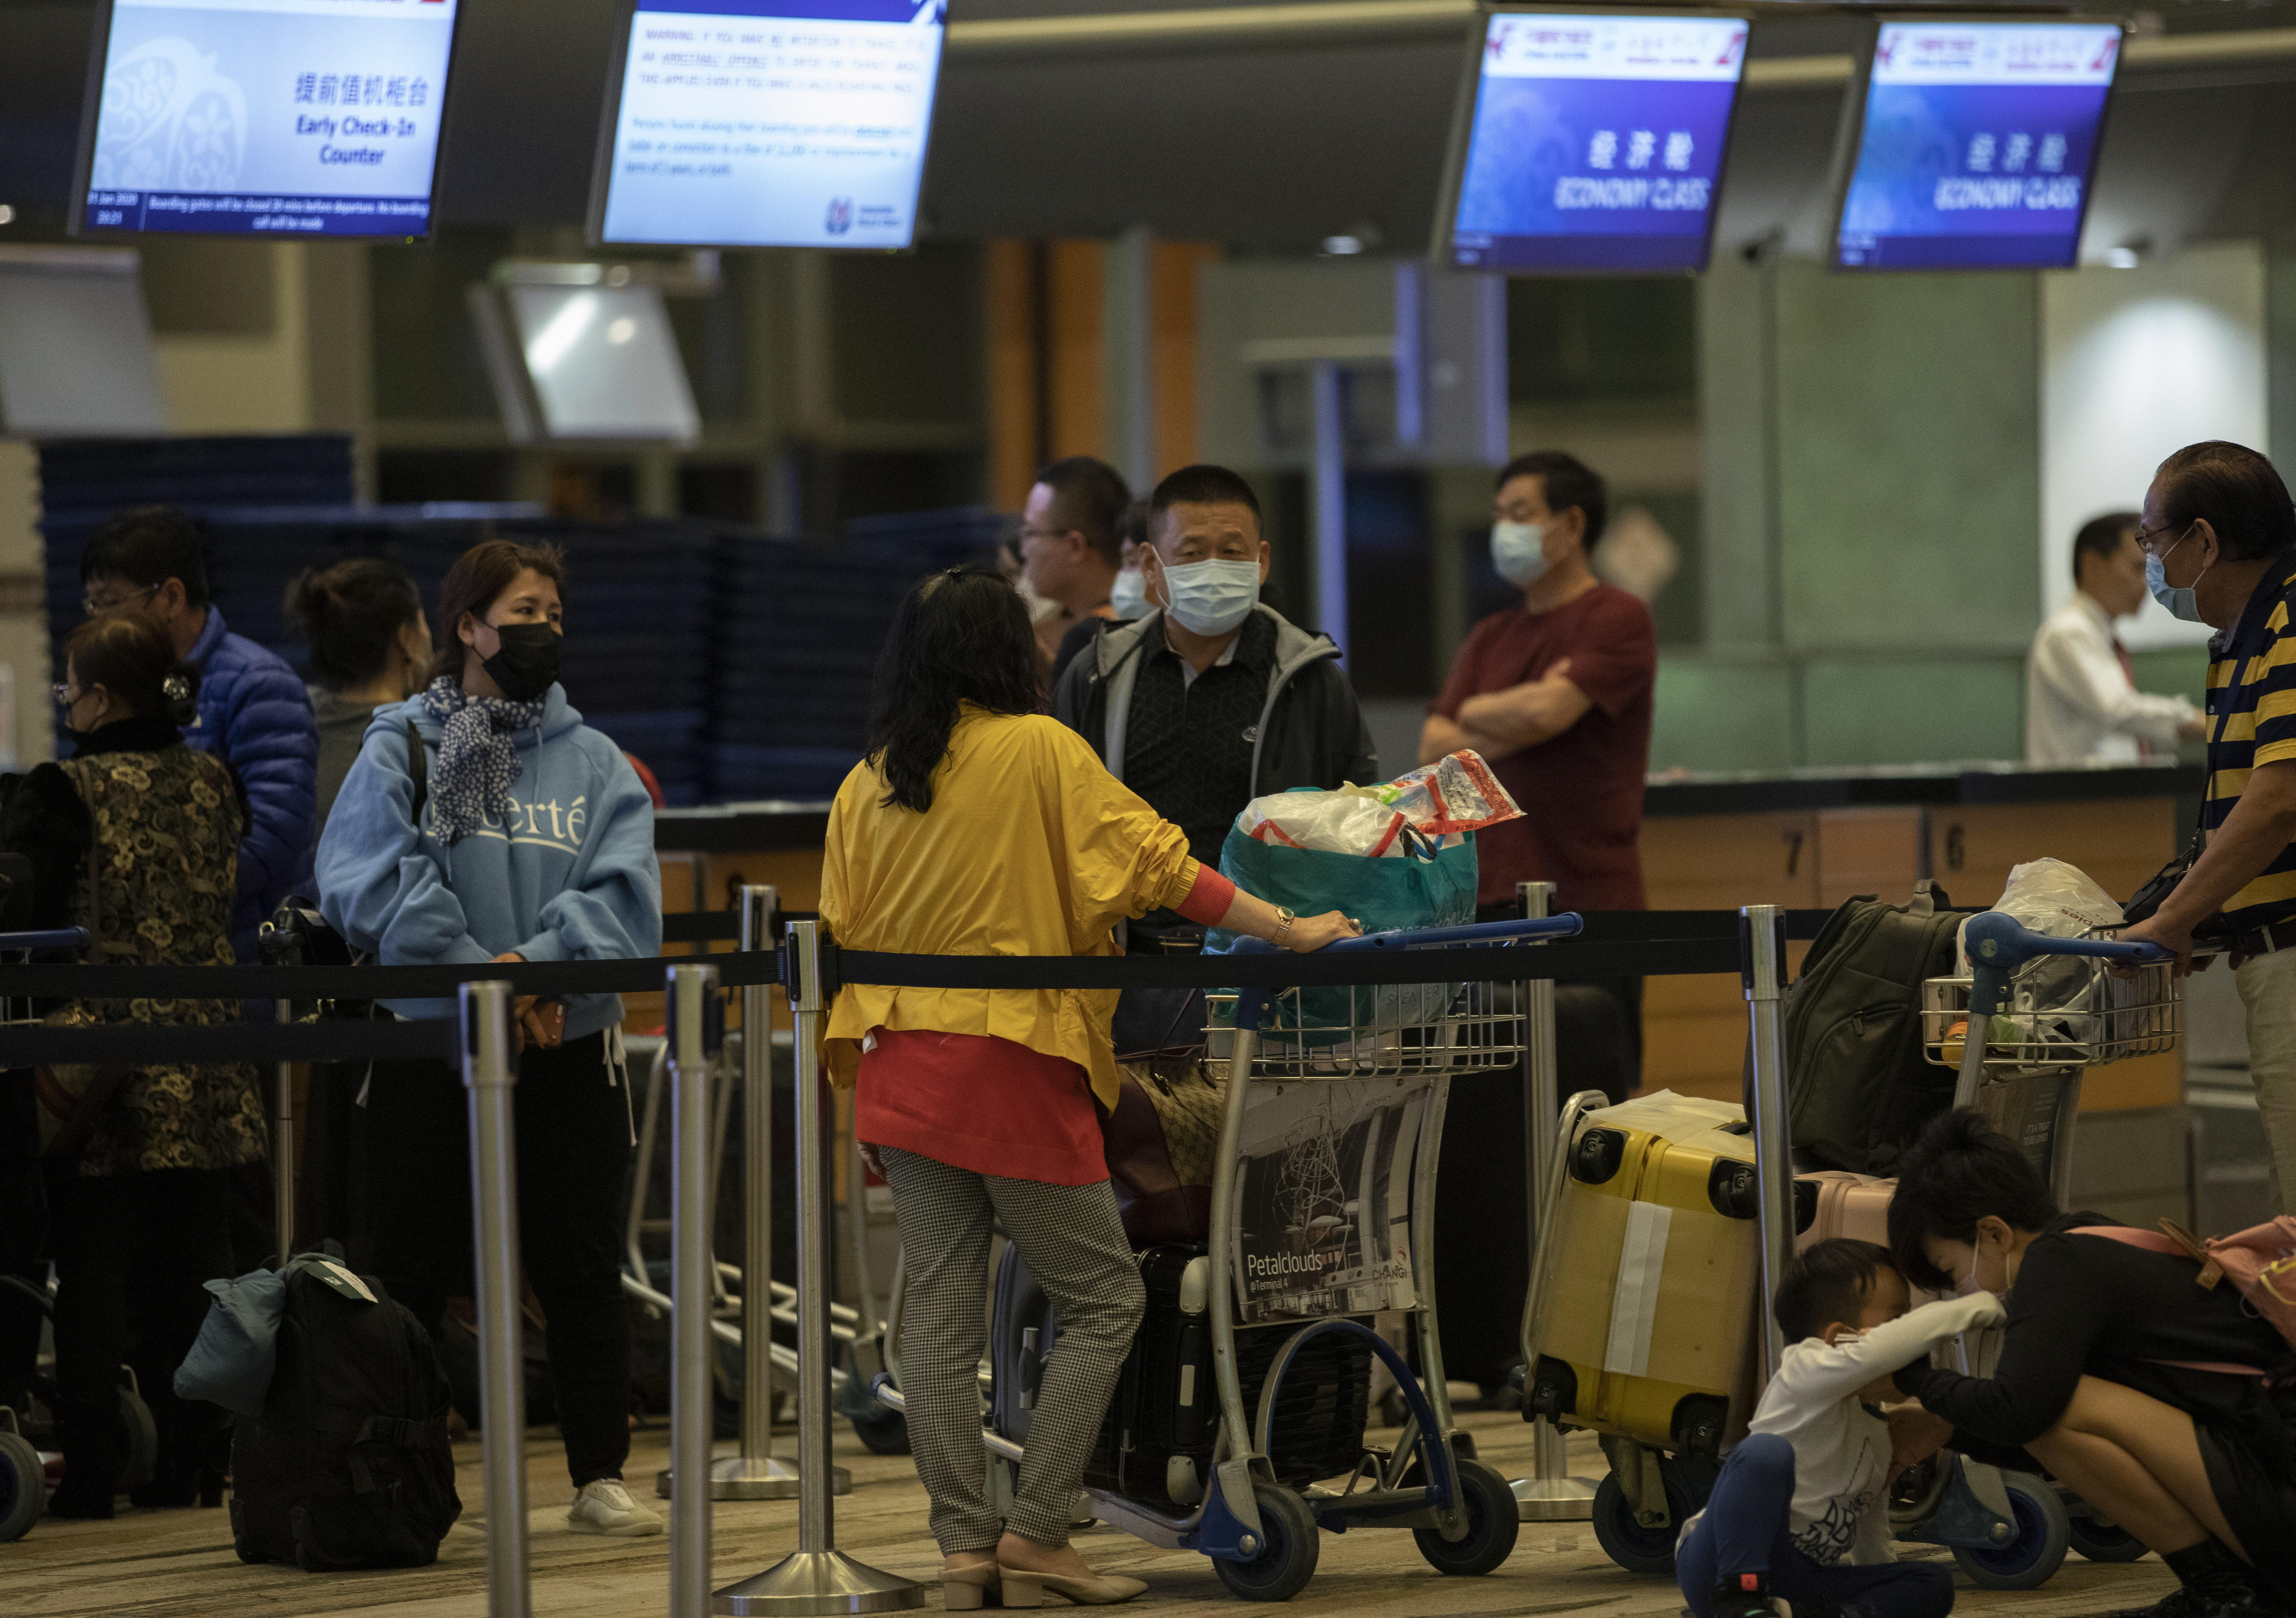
[989,1241,1374,1509]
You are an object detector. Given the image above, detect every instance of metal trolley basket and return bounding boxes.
[874,915,1582,1601]
[1885,913,2180,1584]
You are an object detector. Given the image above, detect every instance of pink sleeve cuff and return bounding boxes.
[1173,862,1238,927]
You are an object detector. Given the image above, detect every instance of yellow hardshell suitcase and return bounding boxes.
[1522,1091,1761,1461]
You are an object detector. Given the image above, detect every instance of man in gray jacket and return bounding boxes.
[1052,462,1377,922]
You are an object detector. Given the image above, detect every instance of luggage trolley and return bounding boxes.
[1899,910,2179,1582]
[1550,910,2175,1589]
[872,915,1584,1601]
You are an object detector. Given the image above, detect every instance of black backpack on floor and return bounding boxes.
[230,1252,461,1571]
[1760,881,1970,1175]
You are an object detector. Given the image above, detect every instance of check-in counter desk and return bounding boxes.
[650,764,2198,1111]
[1642,762,2199,1111]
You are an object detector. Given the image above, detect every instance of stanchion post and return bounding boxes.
[273,997,295,1260]
[1742,904,1795,1375]
[462,980,530,1618]
[1510,880,1597,1522]
[714,921,923,1617]
[670,963,722,1618]
[708,885,803,1499]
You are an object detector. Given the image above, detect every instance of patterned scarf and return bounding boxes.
[421,677,547,845]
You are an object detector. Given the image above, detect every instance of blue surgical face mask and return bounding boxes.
[1491,520,1548,589]
[1109,567,1149,622]
[1158,558,1260,637]
[2146,534,2208,624]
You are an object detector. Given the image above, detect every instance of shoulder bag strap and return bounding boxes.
[405,721,429,827]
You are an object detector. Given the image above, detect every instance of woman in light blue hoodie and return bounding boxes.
[317,538,664,1537]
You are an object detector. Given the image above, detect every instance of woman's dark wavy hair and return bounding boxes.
[865,567,1041,813]
[1885,1109,2059,1292]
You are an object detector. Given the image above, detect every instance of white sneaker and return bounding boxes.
[568,1478,665,1536]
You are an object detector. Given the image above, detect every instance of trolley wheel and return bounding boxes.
[1412,1458,1519,1576]
[1213,1483,1320,1603]
[1592,1471,1686,1577]
[1952,1472,2071,1590]
[849,1406,910,1456]
[0,1428,42,1542]
[2066,1511,2149,1563]
[117,1381,157,1491]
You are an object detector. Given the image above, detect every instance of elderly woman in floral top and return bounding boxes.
[2,611,261,1518]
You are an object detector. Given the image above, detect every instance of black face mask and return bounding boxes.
[481,622,561,702]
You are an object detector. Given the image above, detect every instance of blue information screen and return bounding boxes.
[1835,21,2121,271]
[596,0,944,249]
[77,0,460,238]
[1448,12,1748,274]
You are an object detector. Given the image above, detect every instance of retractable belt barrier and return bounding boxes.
[0,904,1842,1615]
[0,909,1839,1069]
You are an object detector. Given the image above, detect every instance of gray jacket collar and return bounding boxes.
[1089,603,1340,796]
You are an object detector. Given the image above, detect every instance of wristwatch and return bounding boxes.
[1272,906,1297,944]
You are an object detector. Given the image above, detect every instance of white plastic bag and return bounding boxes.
[1958,857,2126,1050]
[1233,751,1523,857]
[1957,857,2123,970]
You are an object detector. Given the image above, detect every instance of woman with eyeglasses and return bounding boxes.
[1,613,263,1517]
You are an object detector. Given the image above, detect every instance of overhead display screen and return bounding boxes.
[1834,19,2121,271]
[71,0,461,238]
[1444,10,1749,274]
[593,0,945,250]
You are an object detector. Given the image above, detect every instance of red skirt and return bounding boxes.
[854,1027,1107,1185]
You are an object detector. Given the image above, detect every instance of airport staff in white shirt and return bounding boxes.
[2026,511,2205,766]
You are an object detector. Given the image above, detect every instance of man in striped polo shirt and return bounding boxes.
[2121,440,2296,1208]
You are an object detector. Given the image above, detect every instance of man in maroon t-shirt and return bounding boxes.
[1420,450,1656,1397]
[1422,449,1657,915]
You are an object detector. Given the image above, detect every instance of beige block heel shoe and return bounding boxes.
[942,1564,1002,1610]
[998,1570,1147,1607]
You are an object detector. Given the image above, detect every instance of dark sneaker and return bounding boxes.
[1713,1575,1780,1618]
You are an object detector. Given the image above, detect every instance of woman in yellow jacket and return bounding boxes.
[823,567,1355,1608]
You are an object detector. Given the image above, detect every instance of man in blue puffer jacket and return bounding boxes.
[79,507,319,960]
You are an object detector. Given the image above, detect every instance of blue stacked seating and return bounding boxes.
[704,509,1007,801]
[38,444,1012,811]
[38,436,357,678]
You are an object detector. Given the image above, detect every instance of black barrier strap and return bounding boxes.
[659,908,822,944]
[836,935,1739,990]
[0,1017,457,1066]
[0,949,782,1001]
[1575,909,1834,943]
[0,905,1809,1007]
[661,911,744,944]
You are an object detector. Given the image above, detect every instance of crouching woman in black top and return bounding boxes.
[1887,1110,2296,1618]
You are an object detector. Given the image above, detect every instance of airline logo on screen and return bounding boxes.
[1483,12,1746,83]
[1871,22,2121,87]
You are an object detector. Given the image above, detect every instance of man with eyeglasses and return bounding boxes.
[1016,456,1129,688]
[2024,511,2205,766]
[2119,441,2296,1212]
[77,505,318,962]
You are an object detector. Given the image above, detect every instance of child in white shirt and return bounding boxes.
[1675,1238,2006,1618]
